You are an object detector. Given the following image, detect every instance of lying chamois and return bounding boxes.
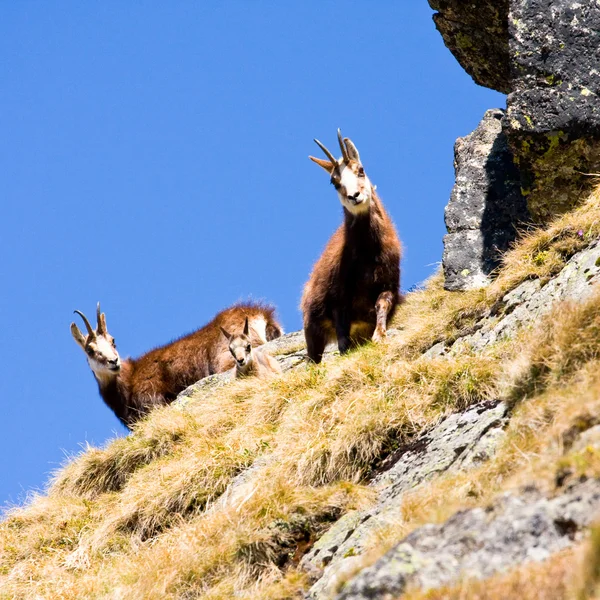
[301,129,401,363]
[71,303,282,428]
[221,317,282,379]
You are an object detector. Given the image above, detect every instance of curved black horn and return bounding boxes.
[74,310,94,337]
[337,128,349,162]
[314,138,337,165]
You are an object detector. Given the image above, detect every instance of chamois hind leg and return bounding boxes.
[304,320,327,364]
[373,291,394,342]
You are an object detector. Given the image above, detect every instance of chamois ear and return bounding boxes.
[309,156,335,173]
[220,326,232,341]
[96,302,107,335]
[344,137,360,162]
[70,322,87,349]
[243,317,249,336]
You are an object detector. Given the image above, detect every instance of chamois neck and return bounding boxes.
[235,354,256,377]
[343,189,384,234]
[93,361,132,428]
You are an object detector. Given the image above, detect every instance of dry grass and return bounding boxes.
[2,186,600,598]
[394,185,600,358]
[401,546,584,600]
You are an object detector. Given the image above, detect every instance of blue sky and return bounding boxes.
[0,3,504,508]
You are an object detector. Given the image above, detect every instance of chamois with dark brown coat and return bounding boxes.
[71,302,282,428]
[301,130,401,363]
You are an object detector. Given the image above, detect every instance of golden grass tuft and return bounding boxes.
[401,546,584,600]
[507,288,600,400]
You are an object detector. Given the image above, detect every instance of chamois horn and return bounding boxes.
[313,138,337,165]
[337,128,349,163]
[74,310,94,338]
[96,302,106,335]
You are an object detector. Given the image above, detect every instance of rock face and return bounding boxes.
[428,0,510,93]
[432,0,600,287]
[506,0,600,221]
[335,479,600,600]
[442,109,528,291]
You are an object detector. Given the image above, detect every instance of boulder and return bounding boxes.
[442,109,528,291]
[428,0,510,93]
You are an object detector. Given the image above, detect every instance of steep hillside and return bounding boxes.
[3,187,600,599]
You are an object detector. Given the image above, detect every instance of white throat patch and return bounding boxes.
[338,164,372,215]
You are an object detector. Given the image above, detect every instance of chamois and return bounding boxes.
[301,129,401,363]
[71,302,282,428]
[220,317,282,379]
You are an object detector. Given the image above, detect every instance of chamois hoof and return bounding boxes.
[372,329,387,343]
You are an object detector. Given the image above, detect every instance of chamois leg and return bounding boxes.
[333,308,353,355]
[373,291,394,342]
[305,320,327,364]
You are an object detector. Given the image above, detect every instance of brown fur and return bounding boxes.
[302,137,401,363]
[73,303,282,428]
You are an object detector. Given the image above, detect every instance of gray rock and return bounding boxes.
[428,0,510,93]
[303,401,508,598]
[504,0,600,221]
[335,478,600,599]
[448,238,600,353]
[443,109,528,291]
[430,1,600,222]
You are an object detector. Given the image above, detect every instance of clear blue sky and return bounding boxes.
[0,3,504,508]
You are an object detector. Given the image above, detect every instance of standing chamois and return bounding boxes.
[71,302,282,428]
[301,130,401,363]
[220,317,282,379]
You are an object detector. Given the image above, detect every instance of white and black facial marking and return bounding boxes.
[330,161,373,216]
[85,335,121,380]
[228,334,253,371]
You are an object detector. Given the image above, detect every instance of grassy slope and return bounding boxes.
[3,187,600,599]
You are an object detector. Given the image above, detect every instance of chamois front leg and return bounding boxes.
[372,291,394,342]
[305,319,327,364]
[333,307,353,355]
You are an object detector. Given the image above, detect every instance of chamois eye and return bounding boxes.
[86,347,94,356]
[358,167,365,177]
[246,344,251,352]
[112,340,117,349]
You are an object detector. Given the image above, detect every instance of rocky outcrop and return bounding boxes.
[335,478,600,600]
[432,1,600,288]
[428,0,510,93]
[442,109,528,291]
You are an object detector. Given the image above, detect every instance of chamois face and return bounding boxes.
[309,129,373,216]
[221,318,253,370]
[227,334,253,368]
[71,304,121,382]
